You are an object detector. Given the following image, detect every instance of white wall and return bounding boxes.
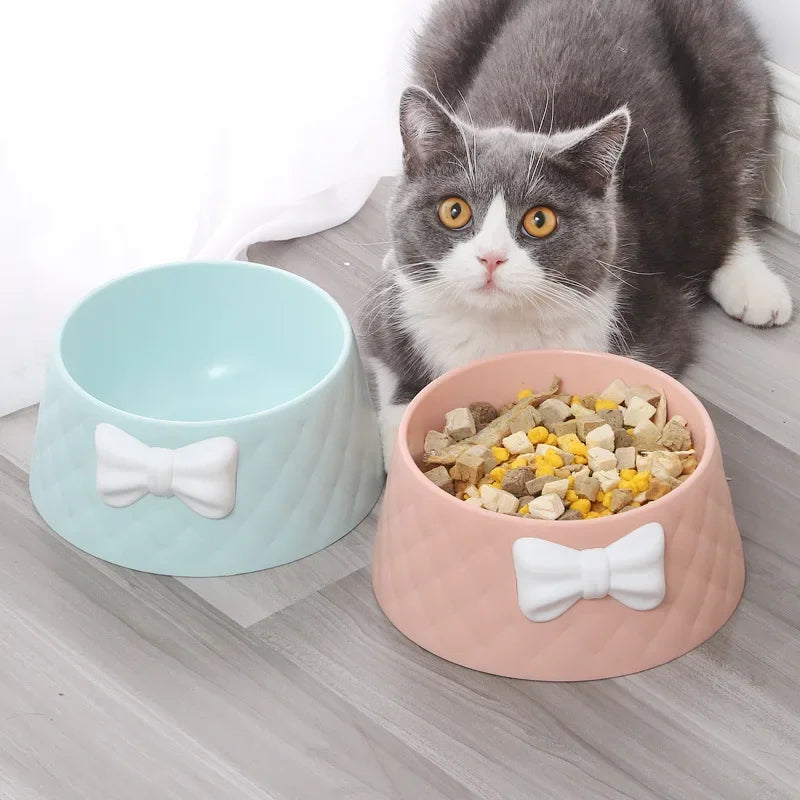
[742,0,800,74]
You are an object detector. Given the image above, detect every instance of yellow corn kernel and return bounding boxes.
[519,504,530,515]
[595,398,619,411]
[557,433,580,449]
[509,457,528,470]
[586,511,602,519]
[633,473,651,493]
[568,441,588,457]
[565,489,579,504]
[489,467,507,482]
[570,498,592,515]
[600,509,612,517]
[543,449,564,468]
[536,464,556,478]
[517,388,533,400]
[491,481,503,490]
[546,433,559,446]
[596,489,606,503]
[571,395,581,405]
[627,428,635,435]
[618,479,635,491]
[620,468,637,481]
[491,446,510,463]
[527,426,549,445]
[603,493,613,509]
[630,502,642,508]
[574,455,588,465]
[568,474,575,489]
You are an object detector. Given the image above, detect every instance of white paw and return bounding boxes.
[710,238,793,327]
[380,404,408,474]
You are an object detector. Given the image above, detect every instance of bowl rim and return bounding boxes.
[52,260,354,427]
[396,349,717,527]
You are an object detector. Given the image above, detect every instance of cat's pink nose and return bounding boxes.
[479,253,508,275]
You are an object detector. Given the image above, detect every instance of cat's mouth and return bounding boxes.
[478,281,509,295]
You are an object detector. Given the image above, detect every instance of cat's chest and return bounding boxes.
[402,294,617,378]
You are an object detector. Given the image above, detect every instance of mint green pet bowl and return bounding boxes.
[29,261,384,577]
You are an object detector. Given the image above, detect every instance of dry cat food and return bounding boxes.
[421,377,697,520]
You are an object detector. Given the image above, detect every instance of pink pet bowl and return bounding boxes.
[372,350,745,681]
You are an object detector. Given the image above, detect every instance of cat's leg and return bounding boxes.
[369,357,408,473]
[379,403,409,473]
[709,236,793,327]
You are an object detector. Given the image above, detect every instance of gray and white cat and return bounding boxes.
[361,0,793,468]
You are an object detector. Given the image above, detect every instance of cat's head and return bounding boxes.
[389,86,631,313]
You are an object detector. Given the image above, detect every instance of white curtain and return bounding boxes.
[0,0,434,417]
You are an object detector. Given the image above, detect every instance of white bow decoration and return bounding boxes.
[95,423,239,519]
[512,523,665,622]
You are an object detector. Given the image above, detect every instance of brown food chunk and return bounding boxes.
[576,414,604,441]
[597,408,624,431]
[614,428,634,449]
[450,444,496,484]
[553,419,578,438]
[424,466,454,494]
[646,479,674,501]
[609,488,634,513]
[659,417,692,452]
[573,473,600,502]
[424,430,454,455]
[525,475,559,496]
[509,406,541,434]
[469,401,498,431]
[558,509,584,521]
[454,480,470,497]
[502,467,536,497]
[444,407,477,441]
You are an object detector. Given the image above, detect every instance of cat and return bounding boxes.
[360,0,793,469]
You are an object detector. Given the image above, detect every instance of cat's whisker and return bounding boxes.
[596,259,661,277]
[529,87,551,189]
[594,260,635,289]
[432,70,477,189]
[456,88,479,186]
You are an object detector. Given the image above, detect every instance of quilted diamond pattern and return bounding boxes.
[372,353,746,681]
[29,334,385,577]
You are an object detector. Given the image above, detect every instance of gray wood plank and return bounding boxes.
[0,456,477,800]
[253,400,800,800]
[684,227,800,450]
[177,511,378,627]
[0,404,37,471]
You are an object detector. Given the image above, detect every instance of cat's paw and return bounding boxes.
[710,238,793,327]
[380,404,408,473]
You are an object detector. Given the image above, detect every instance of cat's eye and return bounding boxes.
[438,197,473,230]
[522,206,558,238]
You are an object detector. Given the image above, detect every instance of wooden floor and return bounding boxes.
[1,179,799,799]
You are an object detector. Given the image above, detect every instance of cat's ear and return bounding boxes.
[552,107,631,196]
[399,86,464,177]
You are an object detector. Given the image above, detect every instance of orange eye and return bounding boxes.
[522,206,558,238]
[438,197,473,229]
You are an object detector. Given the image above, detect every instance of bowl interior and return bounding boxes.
[403,350,709,475]
[60,262,347,421]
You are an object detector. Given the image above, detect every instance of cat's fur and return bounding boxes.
[361,0,793,468]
